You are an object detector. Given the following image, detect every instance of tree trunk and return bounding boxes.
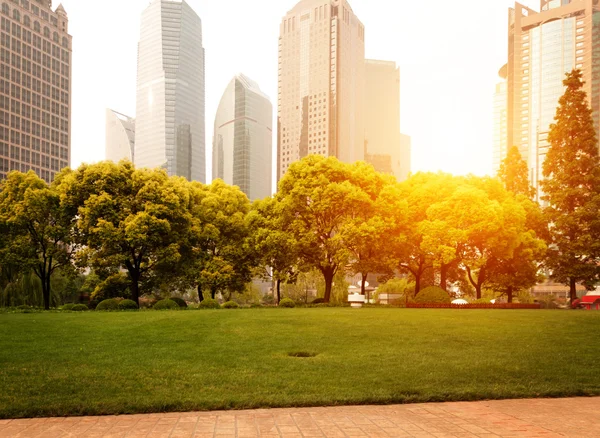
[361,273,367,295]
[197,284,204,302]
[569,277,577,303]
[440,264,448,292]
[414,273,421,297]
[276,279,281,305]
[323,268,335,303]
[211,287,217,300]
[130,277,140,306]
[507,286,514,304]
[42,273,51,310]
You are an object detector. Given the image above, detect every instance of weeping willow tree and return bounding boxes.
[0,271,43,307]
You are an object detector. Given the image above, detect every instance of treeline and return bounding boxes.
[1,71,599,309]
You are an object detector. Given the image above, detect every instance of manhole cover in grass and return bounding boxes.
[288,351,318,358]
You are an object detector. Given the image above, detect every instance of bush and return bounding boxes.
[96,299,120,311]
[16,305,31,310]
[61,303,75,311]
[71,304,89,312]
[222,301,239,309]
[311,298,325,305]
[169,297,188,308]
[414,286,451,304]
[262,294,275,305]
[472,298,493,304]
[199,298,221,309]
[279,298,296,308]
[118,299,139,310]
[153,299,179,311]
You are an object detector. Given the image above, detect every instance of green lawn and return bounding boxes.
[0,309,599,419]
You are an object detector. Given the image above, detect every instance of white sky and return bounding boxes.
[60,0,539,179]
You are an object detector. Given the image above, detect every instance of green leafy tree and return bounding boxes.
[0,171,75,309]
[57,162,193,305]
[497,146,535,198]
[541,69,600,301]
[276,156,372,303]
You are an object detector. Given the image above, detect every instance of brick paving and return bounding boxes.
[0,397,598,438]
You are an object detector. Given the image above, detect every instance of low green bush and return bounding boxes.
[199,298,221,309]
[250,303,263,308]
[414,286,451,304]
[153,299,179,311]
[279,298,296,308]
[118,299,139,310]
[61,303,75,311]
[169,297,188,308]
[222,301,239,309]
[16,305,31,310]
[71,304,89,312]
[96,299,120,311]
[311,298,325,305]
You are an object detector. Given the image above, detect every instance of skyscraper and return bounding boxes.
[493,65,508,175]
[364,59,410,182]
[212,74,272,201]
[135,0,205,182]
[507,0,600,198]
[0,1,72,183]
[105,109,135,163]
[277,0,365,181]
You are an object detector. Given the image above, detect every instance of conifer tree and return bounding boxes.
[541,69,600,302]
[498,146,534,198]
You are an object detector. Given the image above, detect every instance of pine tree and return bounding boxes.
[497,146,534,198]
[541,69,600,302]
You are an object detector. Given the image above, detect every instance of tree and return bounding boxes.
[497,146,535,198]
[57,162,193,305]
[541,69,600,301]
[0,171,75,309]
[276,156,372,303]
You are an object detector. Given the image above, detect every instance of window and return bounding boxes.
[43,26,49,38]
[34,21,39,32]
[12,8,18,21]
[1,3,8,14]
[23,15,29,27]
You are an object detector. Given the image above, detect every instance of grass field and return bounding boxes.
[0,309,599,419]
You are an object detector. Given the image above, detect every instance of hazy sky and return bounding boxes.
[60,0,540,179]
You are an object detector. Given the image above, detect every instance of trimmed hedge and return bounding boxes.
[118,299,139,310]
[199,298,221,309]
[71,304,89,312]
[279,298,296,308]
[61,303,75,311]
[407,303,541,309]
[169,297,188,308]
[153,299,179,311]
[222,301,239,309]
[96,299,120,311]
[414,286,451,304]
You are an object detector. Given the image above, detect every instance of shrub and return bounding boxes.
[222,301,239,309]
[153,299,179,311]
[61,303,75,311]
[118,299,139,310]
[262,294,276,305]
[250,303,263,308]
[169,297,188,308]
[472,298,493,304]
[279,298,296,308]
[71,304,89,312]
[311,298,325,305]
[16,305,31,310]
[199,298,221,309]
[414,286,451,304]
[96,299,120,311]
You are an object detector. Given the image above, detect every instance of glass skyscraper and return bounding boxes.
[213,74,272,201]
[135,0,205,182]
[105,109,135,163]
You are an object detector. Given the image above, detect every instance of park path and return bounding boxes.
[0,397,598,438]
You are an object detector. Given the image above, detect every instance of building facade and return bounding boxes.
[493,65,508,175]
[277,0,365,181]
[135,0,205,182]
[507,0,600,199]
[0,0,72,183]
[212,74,272,201]
[105,109,135,163]
[399,133,412,182]
[364,59,410,181]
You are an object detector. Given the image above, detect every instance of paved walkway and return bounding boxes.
[0,397,598,438]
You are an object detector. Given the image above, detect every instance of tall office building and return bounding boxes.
[364,59,410,181]
[507,0,600,199]
[399,133,412,182]
[213,74,272,201]
[105,109,135,163]
[0,1,72,183]
[135,0,205,182]
[277,0,365,181]
[493,65,508,174]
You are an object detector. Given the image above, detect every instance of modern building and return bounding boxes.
[135,0,205,182]
[277,0,365,181]
[399,133,412,182]
[105,109,135,163]
[507,0,600,199]
[493,65,508,175]
[364,59,411,182]
[0,0,72,183]
[212,74,272,201]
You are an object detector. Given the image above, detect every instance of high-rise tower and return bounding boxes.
[507,0,600,199]
[105,109,135,163]
[213,74,272,201]
[493,65,508,175]
[277,0,365,181]
[135,0,205,182]
[0,0,72,183]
